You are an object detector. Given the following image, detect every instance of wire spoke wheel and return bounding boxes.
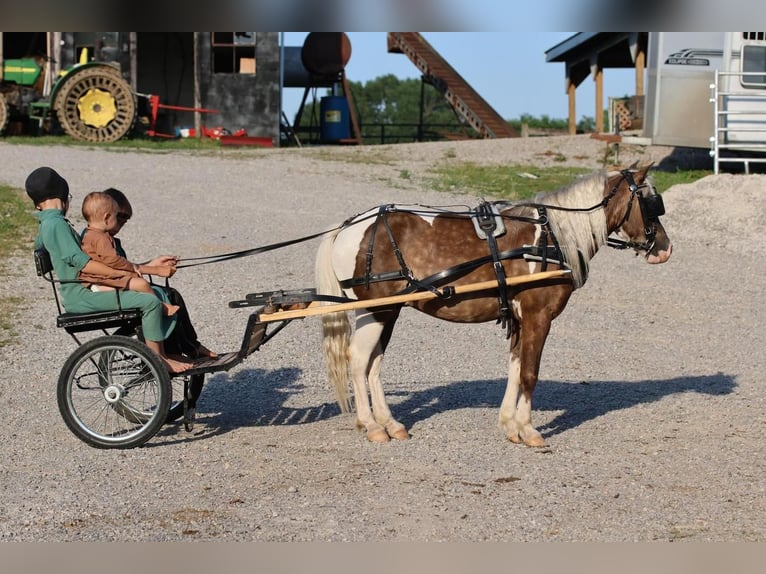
[57,335,170,449]
[55,67,136,142]
[112,326,205,425]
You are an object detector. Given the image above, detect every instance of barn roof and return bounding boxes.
[546,32,648,88]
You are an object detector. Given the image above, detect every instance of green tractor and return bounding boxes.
[0,52,137,142]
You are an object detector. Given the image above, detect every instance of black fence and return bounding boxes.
[287,122,474,146]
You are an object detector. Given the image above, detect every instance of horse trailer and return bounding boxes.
[644,32,766,171]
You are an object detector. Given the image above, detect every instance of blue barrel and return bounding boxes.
[320,96,351,142]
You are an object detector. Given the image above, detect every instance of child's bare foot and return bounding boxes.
[162,303,181,316]
[163,356,193,374]
[195,344,218,358]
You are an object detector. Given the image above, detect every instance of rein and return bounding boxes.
[174,169,661,273]
[175,227,337,269]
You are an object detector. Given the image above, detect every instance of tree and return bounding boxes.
[346,74,468,143]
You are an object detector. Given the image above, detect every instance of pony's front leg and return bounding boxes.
[349,313,390,443]
[498,322,548,447]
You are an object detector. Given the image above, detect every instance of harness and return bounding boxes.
[339,200,564,337]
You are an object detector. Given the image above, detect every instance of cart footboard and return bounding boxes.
[182,310,290,377]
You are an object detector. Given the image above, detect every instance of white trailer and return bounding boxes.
[644,32,766,171]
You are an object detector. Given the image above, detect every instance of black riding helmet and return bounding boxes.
[25,167,70,205]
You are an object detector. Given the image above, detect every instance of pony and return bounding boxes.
[314,164,672,446]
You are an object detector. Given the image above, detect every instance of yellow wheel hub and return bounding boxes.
[76,88,117,128]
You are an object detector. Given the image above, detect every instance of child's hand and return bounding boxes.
[158,266,177,278]
[149,255,178,267]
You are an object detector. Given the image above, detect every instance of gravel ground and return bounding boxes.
[0,135,764,542]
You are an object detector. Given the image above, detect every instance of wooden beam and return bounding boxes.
[635,49,645,97]
[256,270,572,323]
[594,66,604,133]
[567,79,576,135]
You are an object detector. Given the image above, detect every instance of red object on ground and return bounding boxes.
[218,135,274,147]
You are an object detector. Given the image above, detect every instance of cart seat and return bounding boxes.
[56,308,143,334]
[35,247,142,336]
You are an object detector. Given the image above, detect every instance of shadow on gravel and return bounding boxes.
[154,366,342,445]
[155,370,735,445]
[390,372,736,439]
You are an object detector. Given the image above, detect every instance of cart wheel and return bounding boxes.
[113,326,205,425]
[57,335,171,449]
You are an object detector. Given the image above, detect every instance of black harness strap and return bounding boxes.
[339,245,560,291]
[476,201,512,334]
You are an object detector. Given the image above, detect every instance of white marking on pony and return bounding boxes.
[499,349,522,435]
[527,226,543,275]
[415,213,438,226]
[331,208,379,297]
[511,299,522,320]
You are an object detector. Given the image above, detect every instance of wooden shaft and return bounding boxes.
[256,269,571,322]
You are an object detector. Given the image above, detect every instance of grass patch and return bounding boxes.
[428,162,711,200]
[3,134,224,153]
[0,184,38,346]
[428,163,592,200]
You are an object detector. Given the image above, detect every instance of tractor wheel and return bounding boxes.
[0,93,9,135]
[54,67,137,142]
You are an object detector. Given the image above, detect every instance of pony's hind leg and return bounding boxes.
[349,311,392,442]
[367,308,408,440]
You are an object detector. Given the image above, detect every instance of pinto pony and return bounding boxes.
[314,165,671,446]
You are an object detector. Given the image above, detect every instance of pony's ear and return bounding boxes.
[638,162,655,180]
[628,160,639,170]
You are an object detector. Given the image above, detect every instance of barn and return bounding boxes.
[0,32,282,142]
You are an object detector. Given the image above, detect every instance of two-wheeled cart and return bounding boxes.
[36,247,569,449]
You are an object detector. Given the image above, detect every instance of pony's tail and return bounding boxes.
[315,228,352,413]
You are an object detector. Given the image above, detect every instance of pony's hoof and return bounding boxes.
[386,423,410,441]
[507,434,523,444]
[367,428,390,443]
[523,434,546,448]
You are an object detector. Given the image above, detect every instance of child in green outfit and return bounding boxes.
[25,166,192,374]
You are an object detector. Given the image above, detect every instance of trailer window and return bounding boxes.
[211,32,256,75]
[741,45,766,87]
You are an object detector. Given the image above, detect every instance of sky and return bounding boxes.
[280,32,638,125]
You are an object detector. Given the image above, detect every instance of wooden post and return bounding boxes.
[567,79,576,135]
[593,59,604,133]
[635,49,645,97]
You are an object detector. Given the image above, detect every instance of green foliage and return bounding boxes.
[349,75,468,143]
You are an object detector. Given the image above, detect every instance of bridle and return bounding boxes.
[605,169,666,255]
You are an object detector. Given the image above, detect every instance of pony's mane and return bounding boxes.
[533,170,609,289]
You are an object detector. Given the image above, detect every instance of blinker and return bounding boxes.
[642,193,665,219]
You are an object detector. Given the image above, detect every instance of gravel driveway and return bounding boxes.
[1,136,764,541]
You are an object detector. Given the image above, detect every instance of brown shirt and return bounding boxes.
[78,227,138,289]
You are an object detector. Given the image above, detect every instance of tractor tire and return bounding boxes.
[54,67,137,142]
[0,93,9,135]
